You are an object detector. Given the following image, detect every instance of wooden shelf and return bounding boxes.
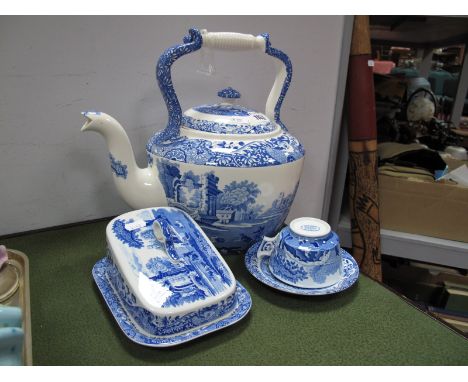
[326,16,468,270]
[370,16,468,48]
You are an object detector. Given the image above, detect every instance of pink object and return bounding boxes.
[373,60,396,74]
[0,245,8,269]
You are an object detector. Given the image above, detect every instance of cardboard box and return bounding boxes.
[378,172,468,243]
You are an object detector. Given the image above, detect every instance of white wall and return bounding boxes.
[0,15,348,236]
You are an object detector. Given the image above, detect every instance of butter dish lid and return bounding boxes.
[106,207,236,316]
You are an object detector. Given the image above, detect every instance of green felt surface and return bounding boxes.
[2,220,467,365]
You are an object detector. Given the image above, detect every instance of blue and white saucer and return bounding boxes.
[245,242,359,296]
[93,256,252,347]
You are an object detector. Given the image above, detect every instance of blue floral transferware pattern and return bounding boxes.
[278,228,341,263]
[81,29,305,250]
[109,153,128,179]
[217,87,241,99]
[151,28,292,142]
[145,28,304,167]
[106,207,239,336]
[268,249,308,284]
[105,253,236,336]
[148,133,304,168]
[93,256,252,347]
[193,104,251,117]
[269,249,342,286]
[245,241,359,296]
[156,159,299,250]
[259,221,344,288]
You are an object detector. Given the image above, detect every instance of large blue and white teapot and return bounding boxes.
[82,28,305,251]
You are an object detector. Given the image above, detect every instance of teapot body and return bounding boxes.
[84,29,306,252]
[146,28,306,252]
[150,151,303,251]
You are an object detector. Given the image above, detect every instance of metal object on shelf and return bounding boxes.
[0,250,33,365]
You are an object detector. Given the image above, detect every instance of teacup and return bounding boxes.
[258,217,343,289]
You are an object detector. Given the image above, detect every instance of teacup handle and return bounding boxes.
[258,233,280,259]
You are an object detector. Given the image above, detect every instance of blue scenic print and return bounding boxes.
[151,29,293,143]
[268,250,308,284]
[309,260,342,284]
[111,208,233,309]
[93,256,252,346]
[268,228,343,286]
[279,228,341,263]
[245,242,359,296]
[156,159,298,250]
[112,219,146,249]
[193,104,250,116]
[182,115,275,135]
[105,254,237,337]
[147,132,304,168]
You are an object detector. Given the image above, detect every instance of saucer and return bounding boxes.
[93,256,251,347]
[245,242,359,296]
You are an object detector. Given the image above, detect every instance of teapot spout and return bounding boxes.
[81,111,167,209]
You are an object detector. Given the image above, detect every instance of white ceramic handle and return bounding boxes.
[201,30,265,51]
[257,234,280,259]
[199,30,290,126]
[156,28,292,141]
[153,221,165,243]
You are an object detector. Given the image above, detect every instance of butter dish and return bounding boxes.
[93,207,251,347]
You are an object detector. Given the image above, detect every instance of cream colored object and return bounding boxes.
[407,95,435,122]
[379,164,434,182]
[378,174,468,243]
[440,165,468,187]
[378,142,435,181]
[0,245,7,269]
[445,146,468,161]
[81,113,167,209]
[378,142,428,161]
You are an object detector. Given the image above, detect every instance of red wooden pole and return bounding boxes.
[346,16,382,281]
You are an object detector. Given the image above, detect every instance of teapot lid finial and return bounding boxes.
[217,87,241,99]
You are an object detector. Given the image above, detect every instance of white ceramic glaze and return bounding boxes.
[105,207,241,337]
[93,255,252,347]
[289,217,331,238]
[259,217,343,289]
[245,241,359,296]
[445,146,467,161]
[82,29,304,251]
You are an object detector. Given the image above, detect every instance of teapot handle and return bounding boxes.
[201,31,265,50]
[154,28,292,142]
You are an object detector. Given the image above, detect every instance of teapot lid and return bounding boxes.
[182,87,277,135]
